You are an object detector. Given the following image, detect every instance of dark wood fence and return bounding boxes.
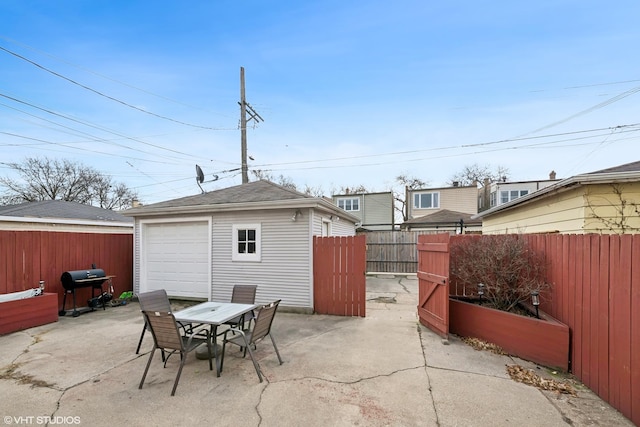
[361,230,431,273]
[313,235,366,317]
[0,231,133,310]
[426,233,639,426]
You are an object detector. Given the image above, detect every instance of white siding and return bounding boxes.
[330,218,356,236]
[133,220,141,294]
[132,206,357,310]
[211,210,313,309]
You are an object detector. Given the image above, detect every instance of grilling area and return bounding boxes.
[59,267,115,317]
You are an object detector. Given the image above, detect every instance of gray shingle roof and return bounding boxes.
[403,209,481,226]
[130,180,310,210]
[0,200,133,223]
[588,160,640,174]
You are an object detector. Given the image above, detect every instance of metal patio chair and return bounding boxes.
[223,285,258,330]
[135,289,198,357]
[220,299,283,382]
[138,310,212,396]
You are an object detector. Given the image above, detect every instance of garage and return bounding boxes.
[141,219,210,299]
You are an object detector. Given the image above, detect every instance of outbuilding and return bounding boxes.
[122,180,358,311]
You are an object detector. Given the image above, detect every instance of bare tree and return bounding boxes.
[335,184,371,194]
[586,183,640,233]
[301,184,326,198]
[0,157,138,209]
[394,174,428,222]
[251,170,327,197]
[448,163,510,187]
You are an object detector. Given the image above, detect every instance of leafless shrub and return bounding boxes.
[450,235,549,312]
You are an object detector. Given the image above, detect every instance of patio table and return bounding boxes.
[174,302,258,377]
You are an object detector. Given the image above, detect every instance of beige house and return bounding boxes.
[474,161,640,234]
[402,184,480,233]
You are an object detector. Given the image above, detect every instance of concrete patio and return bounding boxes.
[0,275,632,426]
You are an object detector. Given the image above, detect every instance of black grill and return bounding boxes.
[59,268,109,317]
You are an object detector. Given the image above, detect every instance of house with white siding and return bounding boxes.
[332,191,395,230]
[122,180,358,312]
[477,171,560,212]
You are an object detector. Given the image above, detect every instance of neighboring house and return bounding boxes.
[406,184,477,218]
[332,191,394,231]
[478,171,560,212]
[0,200,133,233]
[474,161,640,234]
[402,184,479,234]
[401,209,482,234]
[122,180,359,312]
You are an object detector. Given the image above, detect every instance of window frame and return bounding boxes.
[337,197,360,212]
[413,192,440,209]
[232,223,261,262]
[500,189,530,204]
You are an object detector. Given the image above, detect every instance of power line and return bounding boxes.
[0,131,183,165]
[0,45,233,131]
[251,123,640,168]
[0,36,235,120]
[0,93,205,160]
[257,128,640,173]
[520,86,640,137]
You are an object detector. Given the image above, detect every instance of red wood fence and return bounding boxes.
[426,233,639,425]
[313,235,366,317]
[0,231,133,310]
[417,234,450,338]
[521,233,639,426]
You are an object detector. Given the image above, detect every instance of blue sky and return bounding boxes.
[1,1,639,204]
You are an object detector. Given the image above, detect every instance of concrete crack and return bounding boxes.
[417,324,441,426]
[270,365,425,386]
[398,277,412,294]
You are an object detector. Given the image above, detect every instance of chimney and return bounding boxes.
[549,170,556,180]
[132,199,141,208]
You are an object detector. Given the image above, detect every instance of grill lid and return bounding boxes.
[60,269,107,289]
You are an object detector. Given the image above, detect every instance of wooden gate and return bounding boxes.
[313,235,366,317]
[417,234,450,338]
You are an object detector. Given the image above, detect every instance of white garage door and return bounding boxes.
[142,221,210,299]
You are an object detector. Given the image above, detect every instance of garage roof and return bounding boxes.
[0,200,132,223]
[123,180,359,221]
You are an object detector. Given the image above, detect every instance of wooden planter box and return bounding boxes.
[0,293,59,335]
[449,297,570,371]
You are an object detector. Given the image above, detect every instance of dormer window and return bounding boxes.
[413,192,440,209]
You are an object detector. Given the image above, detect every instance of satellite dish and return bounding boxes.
[196,165,205,183]
[195,165,205,193]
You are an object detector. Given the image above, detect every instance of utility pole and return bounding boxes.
[239,66,263,184]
